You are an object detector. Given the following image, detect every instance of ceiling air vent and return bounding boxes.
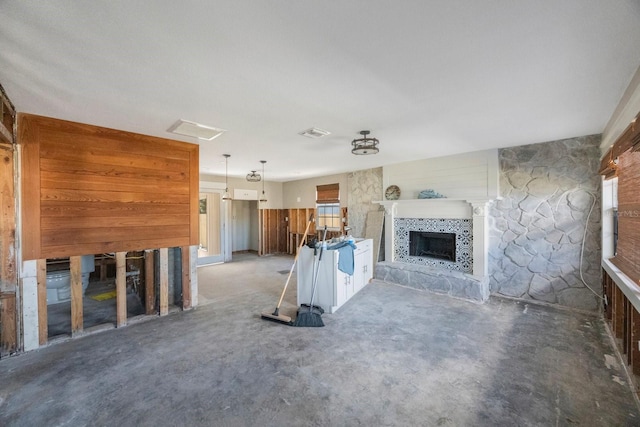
[298,127,331,139]
[168,119,226,140]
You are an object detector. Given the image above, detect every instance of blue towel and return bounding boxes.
[327,241,357,275]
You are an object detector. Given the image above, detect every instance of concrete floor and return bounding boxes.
[1,253,638,426]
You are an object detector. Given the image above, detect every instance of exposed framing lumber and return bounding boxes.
[70,256,83,336]
[37,259,47,345]
[614,286,625,339]
[0,291,16,354]
[181,246,191,310]
[159,248,168,316]
[145,250,156,315]
[0,84,16,145]
[632,306,640,376]
[116,252,127,327]
[0,142,17,355]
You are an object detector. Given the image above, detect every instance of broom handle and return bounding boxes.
[309,225,328,310]
[274,213,314,310]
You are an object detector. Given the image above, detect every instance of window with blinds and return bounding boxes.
[600,111,640,285]
[316,183,341,230]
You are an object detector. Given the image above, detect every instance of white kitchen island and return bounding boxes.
[296,238,373,314]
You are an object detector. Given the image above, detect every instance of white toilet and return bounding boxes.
[46,255,96,305]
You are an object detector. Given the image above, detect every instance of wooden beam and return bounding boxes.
[181,246,191,310]
[159,248,168,316]
[37,259,47,345]
[116,252,127,327]
[70,256,83,336]
[145,250,156,315]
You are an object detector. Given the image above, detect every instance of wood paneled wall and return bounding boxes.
[19,114,199,260]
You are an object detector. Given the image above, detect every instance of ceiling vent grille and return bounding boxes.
[168,119,226,140]
[298,127,331,138]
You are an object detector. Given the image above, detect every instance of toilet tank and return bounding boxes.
[81,255,95,274]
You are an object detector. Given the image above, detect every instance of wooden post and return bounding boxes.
[70,256,83,336]
[145,250,155,315]
[0,142,17,355]
[159,248,168,316]
[116,252,127,327]
[181,246,191,310]
[0,292,16,354]
[614,286,624,339]
[625,298,631,361]
[37,259,47,345]
[631,305,640,376]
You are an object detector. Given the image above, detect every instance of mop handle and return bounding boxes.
[275,213,313,310]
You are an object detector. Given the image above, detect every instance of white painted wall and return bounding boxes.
[282,173,349,208]
[232,200,251,252]
[199,174,284,209]
[382,149,499,200]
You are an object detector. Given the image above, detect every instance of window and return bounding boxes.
[316,183,341,230]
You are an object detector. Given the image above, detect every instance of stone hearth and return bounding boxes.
[374,198,492,303]
[375,261,490,303]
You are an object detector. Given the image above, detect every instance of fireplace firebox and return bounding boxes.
[409,231,456,262]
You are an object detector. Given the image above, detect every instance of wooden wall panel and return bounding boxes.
[19,114,199,260]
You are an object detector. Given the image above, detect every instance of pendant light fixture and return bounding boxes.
[222,154,232,201]
[351,130,379,155]
[246,170,261,182]
[259,160,267,203]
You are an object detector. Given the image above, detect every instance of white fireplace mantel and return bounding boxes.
[374,198,494,277]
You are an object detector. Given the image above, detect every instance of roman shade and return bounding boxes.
[316,183,340,204]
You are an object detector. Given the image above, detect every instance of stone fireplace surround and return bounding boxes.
[374,198,492,303]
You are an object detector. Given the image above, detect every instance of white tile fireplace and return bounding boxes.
[377,199,492,278]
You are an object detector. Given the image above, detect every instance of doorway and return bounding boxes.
[197,191,226,265]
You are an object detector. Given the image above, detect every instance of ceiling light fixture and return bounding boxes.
[351,130,379,155]
[259,160,267,203]
[222,154,232,201]
[246,170,261,182]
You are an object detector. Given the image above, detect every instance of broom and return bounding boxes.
[291,226,327,327]
[260,213,314,324]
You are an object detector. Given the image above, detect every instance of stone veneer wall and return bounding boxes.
[488,135,602,311]
[347,167,383,237]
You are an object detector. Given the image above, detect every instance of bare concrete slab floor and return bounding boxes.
[1,253,638,426]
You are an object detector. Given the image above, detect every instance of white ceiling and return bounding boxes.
[2,1,640,181]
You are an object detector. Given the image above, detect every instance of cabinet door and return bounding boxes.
[336,269,349,308]
[353,250,365,292]
[362,249,373,284]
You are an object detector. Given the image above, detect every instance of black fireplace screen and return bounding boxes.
[409,231,456,261]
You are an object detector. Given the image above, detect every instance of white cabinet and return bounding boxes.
[233,189,258,200]
[297,239,373,313]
